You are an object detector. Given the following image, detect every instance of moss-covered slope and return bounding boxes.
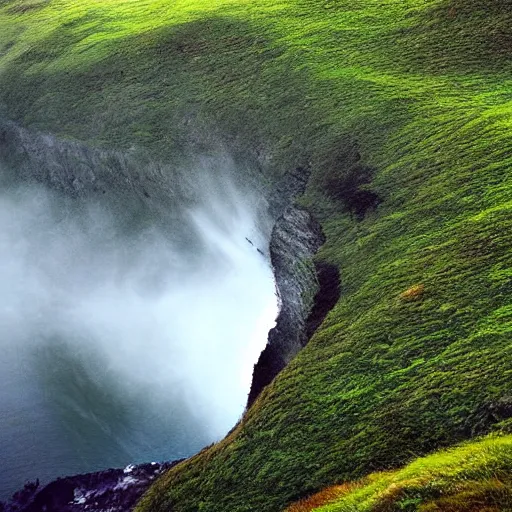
[0,0,511,511]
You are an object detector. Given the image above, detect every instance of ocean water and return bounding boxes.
[0,171,278,500]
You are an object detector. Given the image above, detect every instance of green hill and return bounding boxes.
[0,0,511,510]
[285,434,512,512]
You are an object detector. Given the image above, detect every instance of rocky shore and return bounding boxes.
[0,461,179,512]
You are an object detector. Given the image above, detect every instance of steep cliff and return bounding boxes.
[0,123,334,512]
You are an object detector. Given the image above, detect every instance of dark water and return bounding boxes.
[0,173,277,499]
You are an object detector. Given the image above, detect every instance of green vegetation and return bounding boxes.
[285,434,512,512]
[0,0,511,510]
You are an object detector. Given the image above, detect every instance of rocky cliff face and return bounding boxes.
[248,204,325,405]
[248,166,340,406]
[0,462,177,512]
[0,120,184,201]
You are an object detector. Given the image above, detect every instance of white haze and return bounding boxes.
[0,168,278,497]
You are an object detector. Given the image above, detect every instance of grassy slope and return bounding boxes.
[285,434,512,512]
[0,0,511,510]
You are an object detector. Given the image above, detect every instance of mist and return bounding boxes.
[0,162,278,499]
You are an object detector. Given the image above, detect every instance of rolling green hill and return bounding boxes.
[0,0,511,510]
[285,434,512,512]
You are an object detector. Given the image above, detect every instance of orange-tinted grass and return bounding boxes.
[399,283,425,302]
[285,482,363,512]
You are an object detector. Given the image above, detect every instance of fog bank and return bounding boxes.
[0,163,278,499]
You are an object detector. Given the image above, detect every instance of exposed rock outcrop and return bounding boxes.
[0,462,178,512]
[0,120,184,202]
[248,166,341,407]
[247,204,325,406]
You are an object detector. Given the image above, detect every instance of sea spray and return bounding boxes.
[0,164,278,499]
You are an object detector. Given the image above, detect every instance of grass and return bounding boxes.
[285,434,512,512]
[0,0,511,511]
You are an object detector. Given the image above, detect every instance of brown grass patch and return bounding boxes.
[285,483,361,512]
[399,283,425,302]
